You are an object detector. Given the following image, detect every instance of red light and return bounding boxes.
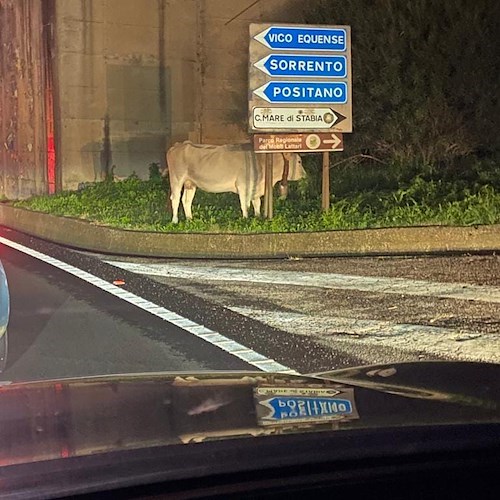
[45,85,56,195]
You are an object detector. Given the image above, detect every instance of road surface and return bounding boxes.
[0,226,498,382]
[0,229,256,381]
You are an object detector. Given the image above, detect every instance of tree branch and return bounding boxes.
[328,154,387,170]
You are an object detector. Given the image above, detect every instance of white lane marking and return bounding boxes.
[0,236,295,374]
[229,306,500,364]
[106,262,500,304]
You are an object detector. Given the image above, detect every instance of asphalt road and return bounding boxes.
[102,254,500,366]
[0,232,254,382]
[1,226,498,383]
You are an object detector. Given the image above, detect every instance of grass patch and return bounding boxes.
[13,163,500,233]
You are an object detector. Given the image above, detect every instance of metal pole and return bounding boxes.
[264,153,273,219]
[321,151,330,211]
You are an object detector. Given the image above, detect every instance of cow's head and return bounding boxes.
[278,153,306,199]
[282,152,306,181]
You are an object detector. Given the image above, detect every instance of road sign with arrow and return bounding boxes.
[253,81,348,104]
[254,54,347,79]
[249,23,352,134]
[252,107,346,130]
[254,26,347,52]
[253,133,344,153]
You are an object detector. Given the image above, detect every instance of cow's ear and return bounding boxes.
[282,152,292,161]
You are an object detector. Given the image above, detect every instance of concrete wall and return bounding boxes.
[198,0,304,144]
[55,0,174,187]
[53,0,304,190]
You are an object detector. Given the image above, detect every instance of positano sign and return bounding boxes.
[249,23,352,134]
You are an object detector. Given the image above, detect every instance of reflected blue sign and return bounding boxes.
[266,396,353,421]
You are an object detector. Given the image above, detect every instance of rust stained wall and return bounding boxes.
[0,0,306,195]
[0,0,305,194]
[0,0,48,199]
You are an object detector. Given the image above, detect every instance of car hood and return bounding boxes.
[0,361,499,466]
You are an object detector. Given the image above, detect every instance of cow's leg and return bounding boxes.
[170,185,182,224]
[252,196,262,217]
[238,190,249,218]
[182,184,197,220]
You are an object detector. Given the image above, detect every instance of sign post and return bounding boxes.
[322,151,330,211]
[249,23,352,219]
[264,154,273,219]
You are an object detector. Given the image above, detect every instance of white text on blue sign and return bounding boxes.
[254,81,347,104]
[255,54,347,78]
[255,26,347,52]
[268,397,353,420]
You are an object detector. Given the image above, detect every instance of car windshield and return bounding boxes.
[0,0,499,473]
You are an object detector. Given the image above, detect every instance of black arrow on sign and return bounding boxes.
[331,110,347,126]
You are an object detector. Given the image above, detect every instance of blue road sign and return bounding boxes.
[255,54,347,78]
[255,26,347,52]
[254,81,348,104]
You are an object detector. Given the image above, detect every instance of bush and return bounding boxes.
[303,0,500,165]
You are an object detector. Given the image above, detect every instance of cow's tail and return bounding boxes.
[165,148,174,215]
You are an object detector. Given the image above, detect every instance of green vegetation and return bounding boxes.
[303,0,500,165]
[14,160,500,233]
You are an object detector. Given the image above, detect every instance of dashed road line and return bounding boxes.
[106,261,500,304]
[0,236,295,374]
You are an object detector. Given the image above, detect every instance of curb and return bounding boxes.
[1,203,499,258]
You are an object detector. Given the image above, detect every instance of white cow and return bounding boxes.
[166,141,306,223]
